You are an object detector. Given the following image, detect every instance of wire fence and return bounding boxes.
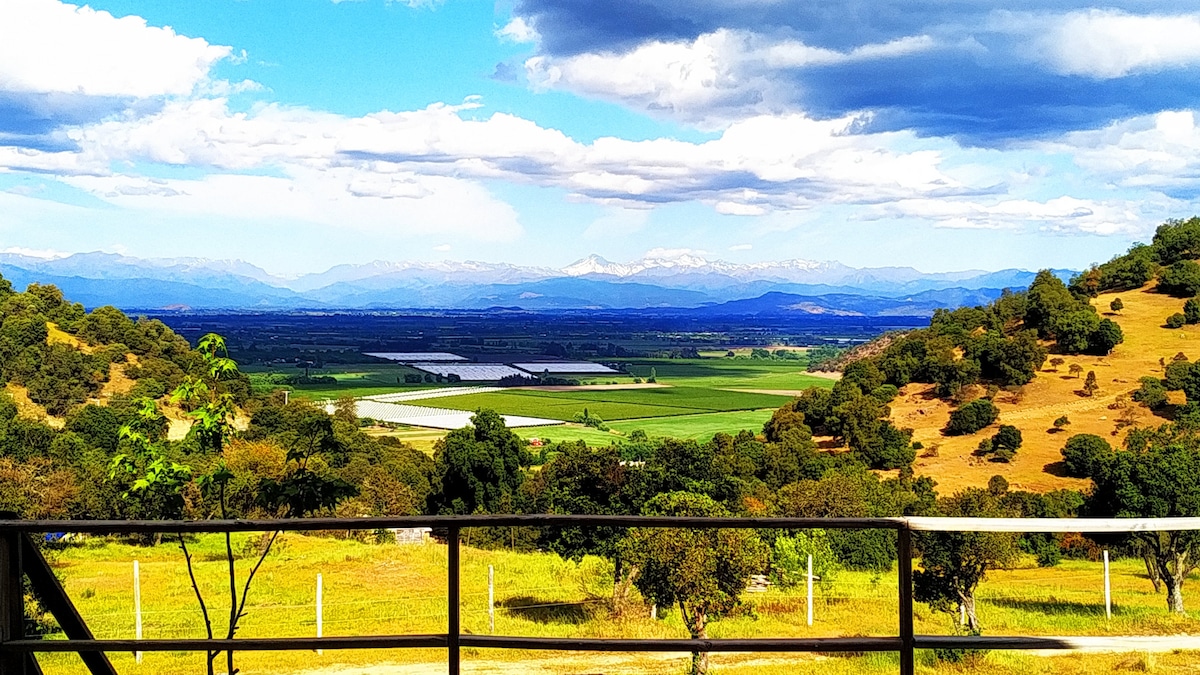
[64,556,1151,643]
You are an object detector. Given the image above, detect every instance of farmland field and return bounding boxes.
[515,410,778,443]
[242,363,451,401]
[621,358,833,392]
[414,387,795,421]
[35,533,1200,675]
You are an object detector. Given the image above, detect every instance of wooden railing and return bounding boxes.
[4,514,1200,675]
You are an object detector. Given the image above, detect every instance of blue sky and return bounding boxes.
[2,0,1200,274]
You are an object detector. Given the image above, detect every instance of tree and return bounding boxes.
[992,425,1022,453]
[1088,319,1124,355]
[1068,363,1084,378]
[427,409,530,515]
[1083,370,1099,397]
[945,399,998,436]
[1085,424,1200,613]
[1110,298,1124,314]
[1052,415,1071,431]
[914,488,1019,632]
[110,334,355,675]
[1187,298,1200,325]
[1168,313,1188,329]
[974,425,1021,462]
[1049,357,1065,371]
[534,443,642,609]
[622,492,768,675]
[1157,260,1200,297]
[1133,377,1169,410]
[1061,434,1113,479]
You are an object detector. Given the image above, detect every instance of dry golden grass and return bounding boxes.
[5,382,64,428]
[879,282,1200,494]
[33,534,1200,675]
[46,322,92,353]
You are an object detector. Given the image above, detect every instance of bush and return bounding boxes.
[1133,376,1169,409]
[945,399,999,435]
[1061,434,1114,478]
[1167,313,1187,329]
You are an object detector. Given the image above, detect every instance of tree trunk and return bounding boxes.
[957,590,980,633]
[683,602,708,675]
[1163,572,1187,614]
[1143,553,1162,594]
[611,562,639,615]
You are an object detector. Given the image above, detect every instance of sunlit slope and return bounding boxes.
[893,282,1186,494]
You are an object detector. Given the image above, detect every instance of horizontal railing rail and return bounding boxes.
[2,515,1198,675]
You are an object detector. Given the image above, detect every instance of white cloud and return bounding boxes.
[496,17,538,44]
[869,196,1151,235]
[36,97,967,217]
[729,243,753,251]
[1046,109,1200,193]
[0,246,68,259]
[1024,10,1200,79]
[643,247,710,260]
[0,0,231,98]
[61,169,524,241]
[433,244,452,252]
[387,0,443,8]
[524,29,936,127]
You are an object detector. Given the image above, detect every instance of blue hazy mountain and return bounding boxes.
[0,251,1073,315]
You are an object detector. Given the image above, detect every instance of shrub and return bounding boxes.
[1167,313,1187,329]
[945,399,999,435]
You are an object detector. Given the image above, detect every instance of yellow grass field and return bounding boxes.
[881,283,1195,494]
[30,533,1200,675]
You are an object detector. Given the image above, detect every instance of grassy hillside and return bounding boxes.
[882,281,1190,493]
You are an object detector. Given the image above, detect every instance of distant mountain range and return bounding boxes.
[0,251,1075,317]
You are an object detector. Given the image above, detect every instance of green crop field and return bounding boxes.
[34,534,1200,675]
[515,410,777,444]
[413,391,700,421]
[242,363,450,401]
[621,358,834,391]
[415,387,793,422]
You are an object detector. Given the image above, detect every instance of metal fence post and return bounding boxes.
[0,521,23,675]
[898,526,914,675]
[447,526,461,675]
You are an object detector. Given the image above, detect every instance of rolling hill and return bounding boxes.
[880,281,1189,494]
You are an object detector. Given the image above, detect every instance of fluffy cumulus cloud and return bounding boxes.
[512,0,1200,141]
[0,0,232,147]
[6,0,1200,257]
[1026,10,1200,79]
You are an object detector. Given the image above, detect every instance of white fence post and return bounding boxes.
[1103,550,1112,620]
[133,560,142,664]
[806,554,814,627]
[316,573,324,656]
[488,565,495,634]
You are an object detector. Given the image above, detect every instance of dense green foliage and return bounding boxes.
[914,487,1020,633]
[945,399,999,435]
[1079,423,1200,612]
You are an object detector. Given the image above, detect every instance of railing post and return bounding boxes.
[898,525,914,675]
[1,520,23,675]
[447,526,461,675]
